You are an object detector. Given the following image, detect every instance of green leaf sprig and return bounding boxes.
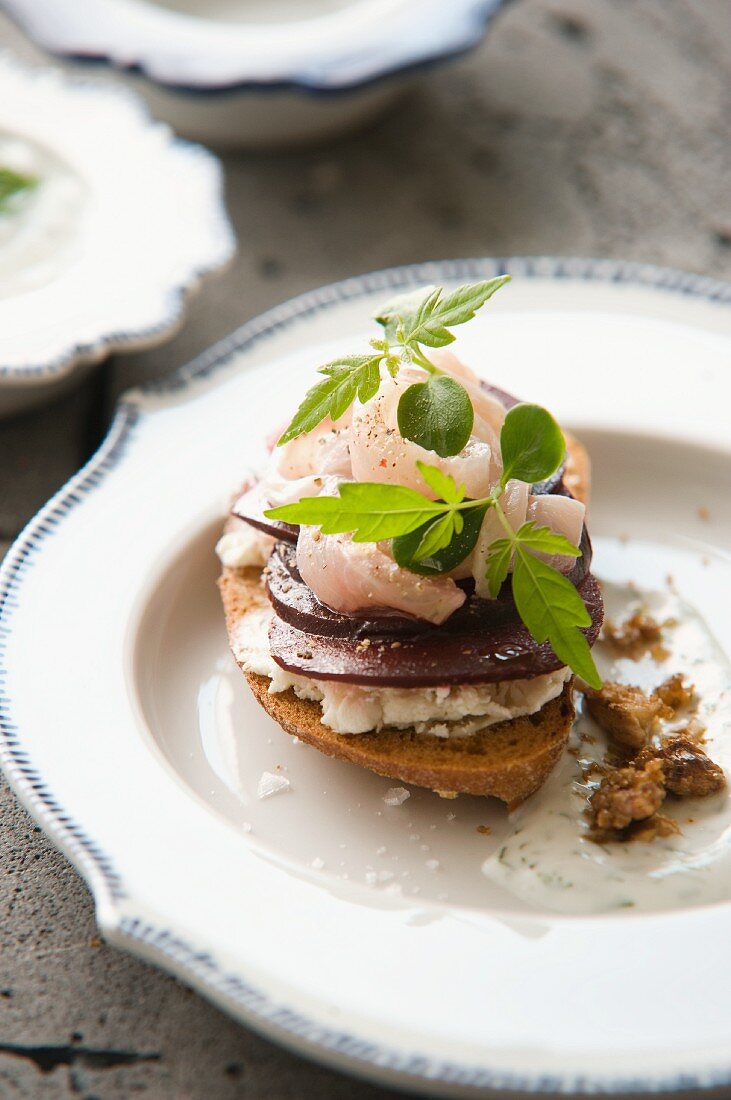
[0,166,38,214]
[278,277,510,457]
[266,402,601,687]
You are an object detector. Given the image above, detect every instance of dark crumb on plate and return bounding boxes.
[602,612,669,660]
[583,681,670,750]
[655,673,696,713]
[626,812,681,843]
[678,718,708,744]
[585,714,726,843]
[635,737,727,799]
[589,758,665,832]
[476,825,492,835]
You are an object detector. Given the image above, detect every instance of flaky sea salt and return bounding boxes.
[241,822,252,833]
[383,787,410,807]
[257,771,291,800]
[310,857,325,870]
[425,859,441,873]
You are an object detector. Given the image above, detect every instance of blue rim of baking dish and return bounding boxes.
[2,256,731,1095]
[0,55,236,382]
[0,0,515,95]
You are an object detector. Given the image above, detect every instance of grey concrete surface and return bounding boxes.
[0,1,729,1096]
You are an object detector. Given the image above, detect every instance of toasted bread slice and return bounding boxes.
[218,434,588,804]
[220,564,575,803]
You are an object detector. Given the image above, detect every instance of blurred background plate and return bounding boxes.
[0,55,235,418]
[0,0,513,146]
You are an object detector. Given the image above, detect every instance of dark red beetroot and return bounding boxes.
[268,573,602,688]
[265,534,602,687]
[267,531,592,639]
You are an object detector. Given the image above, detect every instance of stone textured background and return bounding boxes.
[0,1,729,1095]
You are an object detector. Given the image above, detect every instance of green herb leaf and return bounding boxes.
[0,166,37,213]
[278,354,383,445]
[484,521,581,598]
[511,520,582,560]
[500,403,566,489]
[397,375,474,457]
[265,481,446,541]
[511,549,601,688]
[393,503,487,576]
[413,512,459,560]
[485,536,513,598]
[400,277,511,349]
[374,284,437,342]
[416,461,464,504]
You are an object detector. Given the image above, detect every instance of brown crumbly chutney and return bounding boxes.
[602,612,670,660]
[635,737,727,799]
[589,758,666,832]
[588,737,726,843]
[655,673,696,712]
[583,675,726,843]
[583,681,670,750]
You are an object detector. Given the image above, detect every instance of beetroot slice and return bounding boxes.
[269,572,602,688]
[266,528,592,642]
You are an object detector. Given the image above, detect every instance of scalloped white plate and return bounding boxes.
[2,0,512,146]
[2,258,731,1097]
[0,55,235,416]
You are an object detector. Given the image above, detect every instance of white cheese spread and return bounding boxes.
[232,600,570,736]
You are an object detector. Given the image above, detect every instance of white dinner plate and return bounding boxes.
[2,257,731,1096]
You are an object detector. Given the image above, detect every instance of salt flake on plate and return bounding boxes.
[257,771,291,800]
[384,787,410,806]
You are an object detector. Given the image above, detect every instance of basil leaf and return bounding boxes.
[393,503,487,576]
[397,375,474,457]
[500,404,565,488]
[278,354,383,445]
[512,549,601,688]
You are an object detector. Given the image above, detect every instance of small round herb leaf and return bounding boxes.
[500,403,565,487]
[392,503,487,576]
[397,375,474,458]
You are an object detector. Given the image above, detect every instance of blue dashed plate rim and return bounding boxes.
[2,256,731,1096]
